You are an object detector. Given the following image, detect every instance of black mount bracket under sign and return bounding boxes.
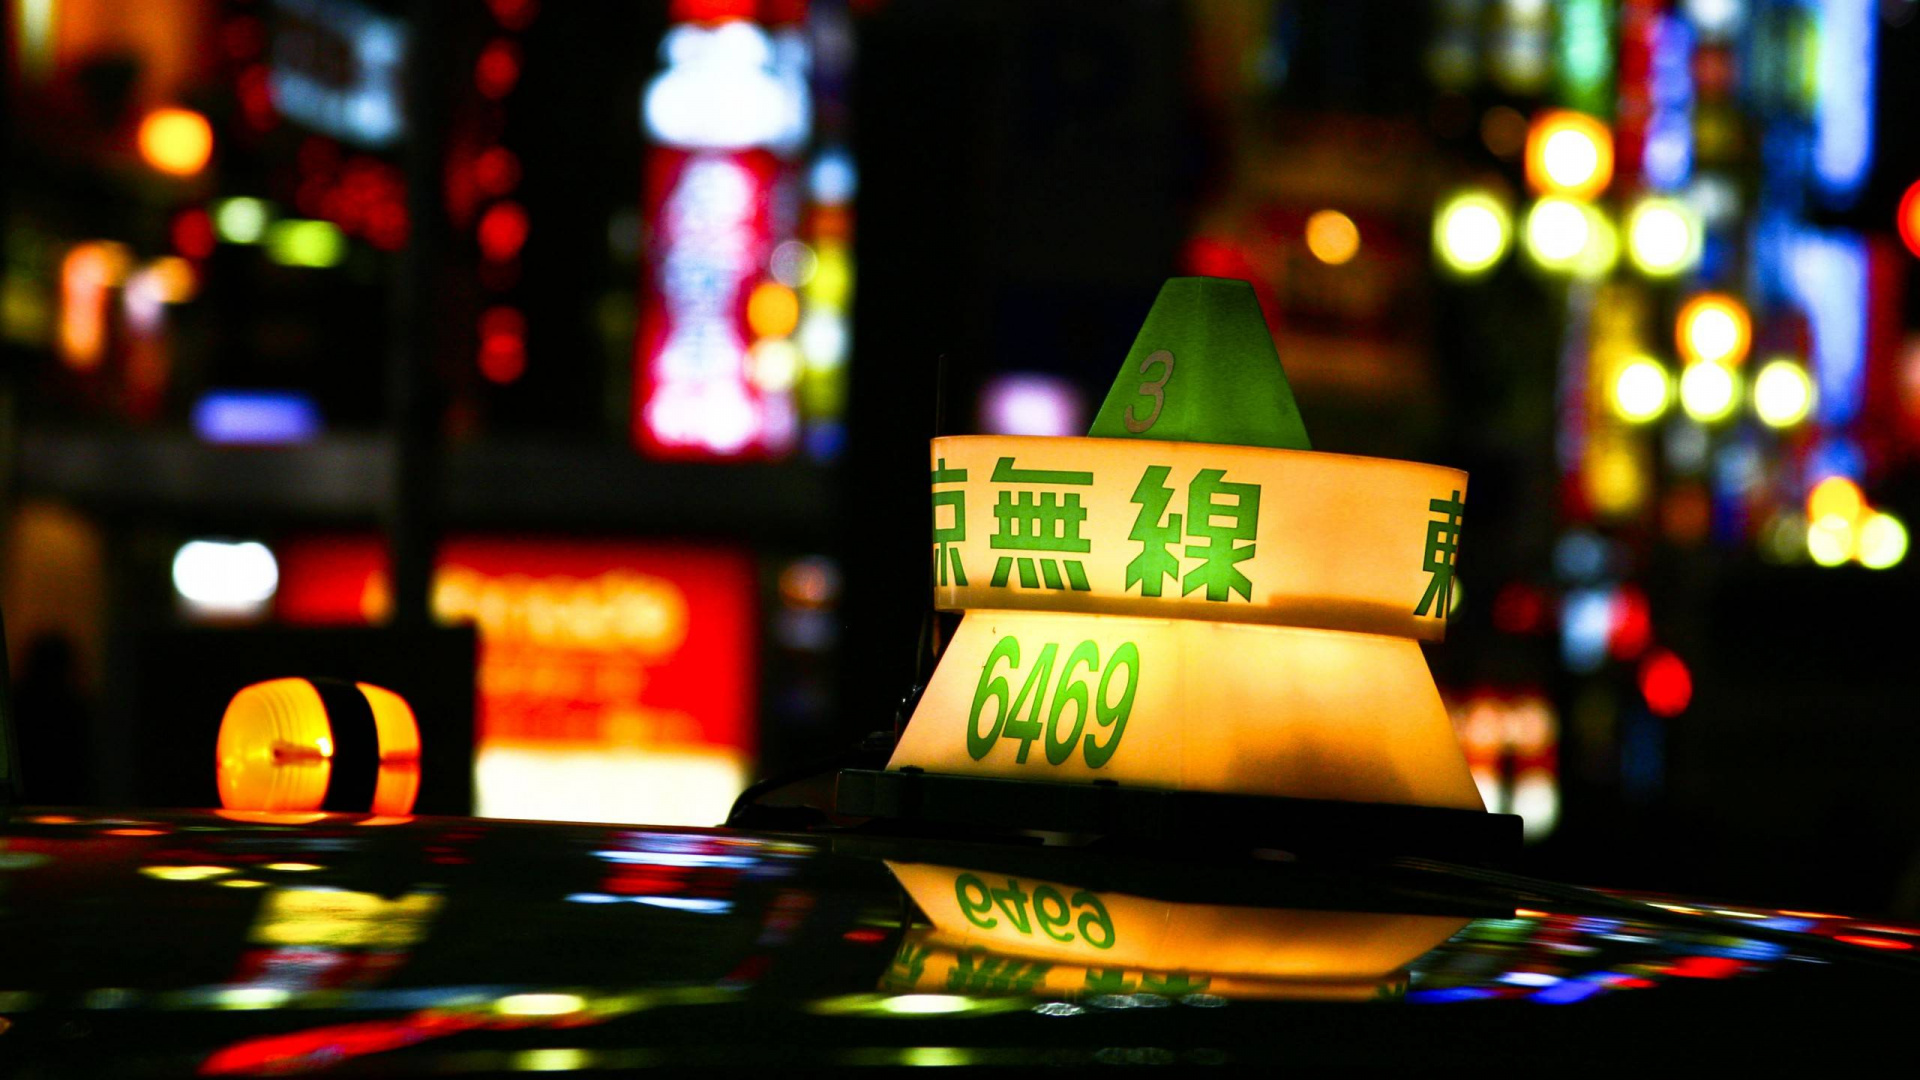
[835,768,1524,864]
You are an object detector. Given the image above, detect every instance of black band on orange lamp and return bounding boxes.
[215,678,422,816]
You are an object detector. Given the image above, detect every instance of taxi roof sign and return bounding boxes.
[840,276,1518,860]
[1087,277,1311,451]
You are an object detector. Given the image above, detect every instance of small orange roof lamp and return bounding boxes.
[835,277,1521,862]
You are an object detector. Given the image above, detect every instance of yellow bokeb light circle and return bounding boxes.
[216,678,422,816]
[1525,110,1613,199]
[1304,209,1360,266]
[1433,190,1511,276]
[1625,197,1702,277]
[1807,515,1856,567]
[1752,358,1814,428]
[1611,356,1672,423]
[1520,198,1597,272]
[1806,475,1864,525]
[1857,512,1909,570]
[1676,293,1751,367]
[1678,360,1740,422]
[1569,203,1619,280]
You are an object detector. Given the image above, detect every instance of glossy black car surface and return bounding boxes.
[1,808,1916,1074]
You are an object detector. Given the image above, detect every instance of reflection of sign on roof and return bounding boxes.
[886,861,1467,997]
[271,0,405,148]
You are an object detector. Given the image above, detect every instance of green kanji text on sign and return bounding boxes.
[1415,490,1463,618]
[988,457,1093,591]
[1125,466,1261,602]
[931,458,968,587]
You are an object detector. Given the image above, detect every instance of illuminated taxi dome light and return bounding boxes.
[1752,359,1814,429]
[1525,110,1612,199]
[1625,197,1701,277]
[1806,475,1864,526]
[1523,198,1591,270]
[494,993,586,1017]
[172,540,278,617]
[216,678,422,816]
[858,277,1512,857]
[1676,294,1750,367]
[1678,360,1739,423]
[1610,357,1671,423]
[138,107,214,177]
[1807,515,1856,567]
[1304,210,1360,266]
[1856,512,1908,570]
[1433,190,1511,276]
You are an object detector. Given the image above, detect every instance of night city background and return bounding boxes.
[5,0,1920,918]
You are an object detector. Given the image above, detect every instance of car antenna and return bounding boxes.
[900,352,950,737]
[0,608,21,809]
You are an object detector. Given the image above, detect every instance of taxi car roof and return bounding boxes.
[1,808,1916,1074]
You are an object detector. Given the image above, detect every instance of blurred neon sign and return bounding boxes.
[276,538,756,826]
[635,5,851,460]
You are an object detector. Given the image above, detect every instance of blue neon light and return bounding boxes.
[1532,978,1607,1004]
[1785,229,1868,426]
[1644,15,1695,192]
[1813,0,1876,206]
[191,391,322,445]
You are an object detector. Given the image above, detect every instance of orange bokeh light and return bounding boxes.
[1899,179,1920,259]
[138,107,214,177]
[1675,293,1752,367]
[1524,110,1613,200]
[747,281,801,339]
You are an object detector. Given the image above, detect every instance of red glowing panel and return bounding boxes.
[1638,648,1692,718]
[277,537,758,824]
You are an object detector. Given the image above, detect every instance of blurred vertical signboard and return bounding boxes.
[276,538,756,826]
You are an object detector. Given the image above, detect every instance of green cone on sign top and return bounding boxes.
[1087,277,1311,451]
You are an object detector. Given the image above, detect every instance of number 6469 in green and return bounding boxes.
[967,635,1139,767]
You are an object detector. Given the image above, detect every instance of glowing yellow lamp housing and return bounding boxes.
[1524,110,1613,200]
[929,435,1466,642]
[216,678,422,816]
[887,861,1466,991]
[841,278,1514,857]
[893,610,1480,808]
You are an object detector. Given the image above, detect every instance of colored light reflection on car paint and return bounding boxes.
[495,993,587,1017]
